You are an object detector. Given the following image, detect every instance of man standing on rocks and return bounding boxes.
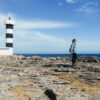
[69,39,77,66]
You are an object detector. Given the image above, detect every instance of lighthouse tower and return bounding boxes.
[0,17,15,55]
[4,17,15,55]
[5,17,14,46]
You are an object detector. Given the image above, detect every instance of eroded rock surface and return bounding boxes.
[0,55,100,100]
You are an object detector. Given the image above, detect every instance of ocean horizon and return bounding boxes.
[16,54,100,58]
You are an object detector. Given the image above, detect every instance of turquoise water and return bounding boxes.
[16,54,100,58]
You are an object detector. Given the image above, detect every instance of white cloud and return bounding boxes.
[14,31,68,53]
[16,20,73,29]
[0,13,74,30]
[0,14,7,47]
[66,0,75,3]
[65,0,99,14]
[77,1,98,14]
[78,40,100,53]
[0,13,73,53]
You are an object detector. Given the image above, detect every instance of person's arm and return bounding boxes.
[69,44,73,53]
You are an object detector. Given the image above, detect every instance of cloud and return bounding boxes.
[65,0,99,14]
[0,13,73,53]
[14,31,68,53]
[66,0,75,3]
[78,40,100,53]
[77,1,98,14]
[0,13,74,30]
[0,14,7,47]
[16,20,74,29]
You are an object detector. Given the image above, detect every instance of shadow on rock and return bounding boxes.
[44,89,57,100]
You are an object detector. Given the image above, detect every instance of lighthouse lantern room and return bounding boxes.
[0,17,15,55]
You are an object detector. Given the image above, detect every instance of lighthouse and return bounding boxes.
[5,17,14,47]
[0,17,15,55]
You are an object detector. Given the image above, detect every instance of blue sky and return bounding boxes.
[0,0,100,54]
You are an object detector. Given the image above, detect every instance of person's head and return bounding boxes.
[72,39,77,44]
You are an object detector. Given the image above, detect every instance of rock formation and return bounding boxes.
[0,55,100,100]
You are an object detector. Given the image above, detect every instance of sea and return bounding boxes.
[16,54,100,58]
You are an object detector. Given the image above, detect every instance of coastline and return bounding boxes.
[0,55,100,100]
[16,54,100,58]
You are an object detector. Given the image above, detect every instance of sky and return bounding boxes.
[0,0,100,54]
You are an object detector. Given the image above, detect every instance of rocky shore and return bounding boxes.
[0,55,100,100]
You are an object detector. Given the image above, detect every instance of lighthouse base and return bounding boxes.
[0,48,13,55]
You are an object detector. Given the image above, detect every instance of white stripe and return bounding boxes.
[6,29,13,34]
[6,38,13,43]
[5,20,15,25]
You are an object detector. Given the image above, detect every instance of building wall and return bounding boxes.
[0,48,13,55]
